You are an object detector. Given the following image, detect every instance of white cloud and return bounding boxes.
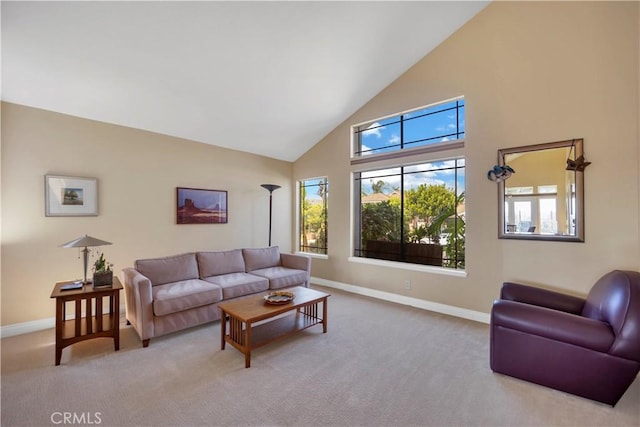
[359,160,465,192]
[362,122,384,138]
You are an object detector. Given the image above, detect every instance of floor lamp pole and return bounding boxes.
[268,192,273,246]
[260,184,281,246]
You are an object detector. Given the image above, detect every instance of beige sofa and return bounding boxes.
[122,246,311,347]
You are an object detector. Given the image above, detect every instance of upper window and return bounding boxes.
[352,98,465,159]
[299,177,328,255]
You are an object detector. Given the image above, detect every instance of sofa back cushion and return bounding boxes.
[197,249,245,278]
[135,253,199,286]
[243,246,280,271]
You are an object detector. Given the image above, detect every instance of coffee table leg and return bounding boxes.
[220,309,226,350]
[322,298,328,333]
[245,323,252,368]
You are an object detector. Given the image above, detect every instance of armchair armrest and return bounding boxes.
[501,282,585,314]
[122,268,155,341]
[492,299,614,352]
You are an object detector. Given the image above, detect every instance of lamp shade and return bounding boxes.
[60,234,112,284]
[60,234,112,248]
[260,184,281,193]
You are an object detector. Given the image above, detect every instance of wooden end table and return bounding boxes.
[50,277,122,365]
[218,286,330,368]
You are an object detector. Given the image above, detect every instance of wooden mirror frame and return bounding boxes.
[497,139,585,242]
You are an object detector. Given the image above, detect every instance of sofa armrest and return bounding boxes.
[500,282,585,314]
[280,253,310,271]
[122,267,155,341]
[491,299,614,352]
[280,253,311,286]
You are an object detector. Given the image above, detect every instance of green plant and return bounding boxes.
[93,252,113,273]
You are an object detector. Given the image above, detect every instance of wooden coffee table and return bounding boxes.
[218,286,330,368]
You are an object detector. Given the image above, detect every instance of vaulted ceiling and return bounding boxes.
[1,1,489,161]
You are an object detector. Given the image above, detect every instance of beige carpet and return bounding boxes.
[2,285,638,427]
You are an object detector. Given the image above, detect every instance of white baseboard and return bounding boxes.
[2,280,490,339]
[311,277,491,324]
[1,306,127,339]
[1,317,56,338]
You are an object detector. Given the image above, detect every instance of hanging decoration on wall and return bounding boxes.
[565,139,591,171]
[487,165,515,182]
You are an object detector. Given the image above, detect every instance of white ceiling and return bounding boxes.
[1,1,489,162]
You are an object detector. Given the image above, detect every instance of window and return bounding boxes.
[299,177,328,255]
[351,97,466,270]
[354,160,465,269]
[353,98,465,158]
[505,185,560,234]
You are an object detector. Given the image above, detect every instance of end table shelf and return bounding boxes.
[50,277,122,365]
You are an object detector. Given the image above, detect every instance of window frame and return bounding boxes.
[351,96,465,163]
[348,97,467,276]
[352,157,466,271]
[297,176,329,257]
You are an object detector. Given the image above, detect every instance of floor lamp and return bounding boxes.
[260,184,281,246]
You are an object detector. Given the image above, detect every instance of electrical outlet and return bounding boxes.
[404,280,411,290]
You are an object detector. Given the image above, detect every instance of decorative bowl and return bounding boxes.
[264,291,295,305]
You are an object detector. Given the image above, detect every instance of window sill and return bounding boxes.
[350,139,464,165]
[347,256,467,278]
[296,252,328,260]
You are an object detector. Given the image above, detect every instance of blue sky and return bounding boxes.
[356,99,466,194]
[358,160,465,195]
[304,100,466,201]
[359,99,465,156]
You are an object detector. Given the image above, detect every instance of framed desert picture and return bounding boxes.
[45,175,98,216]
[177,187,228,224]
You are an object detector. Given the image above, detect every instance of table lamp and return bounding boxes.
[60,234,112,284]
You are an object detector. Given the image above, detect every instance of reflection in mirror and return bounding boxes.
[498,139,585,242]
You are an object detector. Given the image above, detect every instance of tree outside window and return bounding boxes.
[299,177,328,255]
[355,160,465,269]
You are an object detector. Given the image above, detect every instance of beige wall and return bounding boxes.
[294,1,640,312]
[2,1,639,328]
[1,103,293,326]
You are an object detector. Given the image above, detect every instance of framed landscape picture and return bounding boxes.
[45,175,98,216]
[177,187,228,224]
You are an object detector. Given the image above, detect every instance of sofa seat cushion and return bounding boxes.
[152,279,223,316]
[249,267,308,290]
[203,273,269,299]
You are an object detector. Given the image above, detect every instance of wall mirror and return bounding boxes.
[498,138,585,242]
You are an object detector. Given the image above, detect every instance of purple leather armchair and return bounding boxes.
[490,270,640,406]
